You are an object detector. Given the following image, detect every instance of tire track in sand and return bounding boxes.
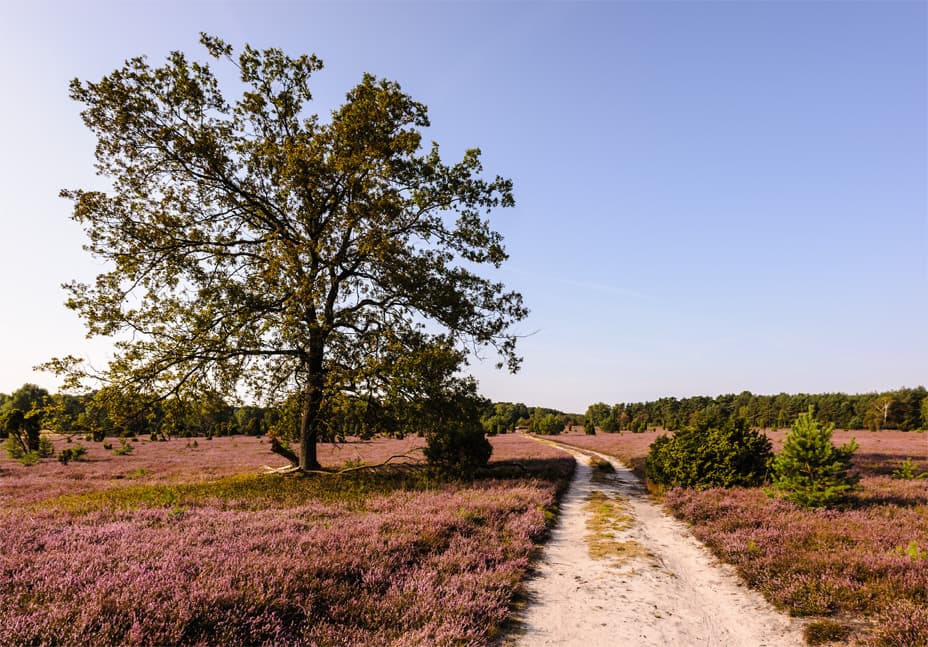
[506,438,805,647]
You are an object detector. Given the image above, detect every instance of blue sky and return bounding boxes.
[1,1,925,412]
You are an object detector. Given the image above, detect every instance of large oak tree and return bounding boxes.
[46,34,526,470]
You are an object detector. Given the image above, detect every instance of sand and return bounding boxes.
[507,439,806,647]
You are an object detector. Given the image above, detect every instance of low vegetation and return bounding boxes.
[545,430,658,480]
[0,435,574,646]
[645,418,773,490]
[588,456,615,475]
[584,490,648,567]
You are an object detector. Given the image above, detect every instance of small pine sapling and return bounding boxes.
[891,458,928,480]
[37,434,55,458]
[113,438,134,455]
[772,408,859,509]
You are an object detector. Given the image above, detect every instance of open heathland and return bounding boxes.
[551,428,663,480]
[1,434,573,646]
[552,429,928,646]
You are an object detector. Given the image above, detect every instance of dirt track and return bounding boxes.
[507,439,805,647]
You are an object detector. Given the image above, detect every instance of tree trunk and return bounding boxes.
[299,342,324,471]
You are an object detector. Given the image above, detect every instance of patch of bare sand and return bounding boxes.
[506,440,805,647]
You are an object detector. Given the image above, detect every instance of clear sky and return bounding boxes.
[1,1,925,413]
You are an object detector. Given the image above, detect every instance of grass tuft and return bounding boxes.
[804,619,851,645]
[583,490,650,567]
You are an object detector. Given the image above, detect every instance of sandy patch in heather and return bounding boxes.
[508,438,805,647]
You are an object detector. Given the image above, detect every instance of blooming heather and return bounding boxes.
[0,434,573,646]
[551,429,664,480]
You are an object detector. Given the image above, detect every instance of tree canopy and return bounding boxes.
[0,383,49,417]
[44,34,526,470]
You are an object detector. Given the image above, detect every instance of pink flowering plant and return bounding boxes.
[0,434,573,646]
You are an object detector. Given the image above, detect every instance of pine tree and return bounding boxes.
[772,408,859,509]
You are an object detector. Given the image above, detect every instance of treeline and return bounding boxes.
[585,387,928,433]
[1,382,574,443]
[479,402,580,435]
[7,382,925,443]
[0,383,282,441]
[0,381,497,476]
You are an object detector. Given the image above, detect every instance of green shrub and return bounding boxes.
[891,458,927,480]
[424,426,491,479]
[771,408,859,509]
[113,438,134,456]
[8,432,56,461]
[4,435,25,460]
[589,456,615,473]
[18,451,40,466]
[416,379,493,478]
[38,434,55,458]
[645,418,773,489]
[57,445,88,464]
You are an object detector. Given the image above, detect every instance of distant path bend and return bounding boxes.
[507,437,805,647]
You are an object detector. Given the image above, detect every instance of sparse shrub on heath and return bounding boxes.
[424,426,491,479]
[891,457,928,480]
[113,438,134,456]
[57,444,88,464]
[645,418,773,489]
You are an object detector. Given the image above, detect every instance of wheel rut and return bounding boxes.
[505,437,805,647]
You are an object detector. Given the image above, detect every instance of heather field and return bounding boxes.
[0,435,428,505]
[548,428,663,480]
[0,434,574,646]
[553,429,928,646]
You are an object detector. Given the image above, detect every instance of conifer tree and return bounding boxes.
[584,416,595,435]
[772,408,859,508]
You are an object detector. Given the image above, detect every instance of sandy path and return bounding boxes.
[507,439,805,647]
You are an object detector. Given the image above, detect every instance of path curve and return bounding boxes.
[508,438,805,647]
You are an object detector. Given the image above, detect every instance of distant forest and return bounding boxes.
[2,383,926,441]
[482,387,928,435]
[582,387,927,433]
